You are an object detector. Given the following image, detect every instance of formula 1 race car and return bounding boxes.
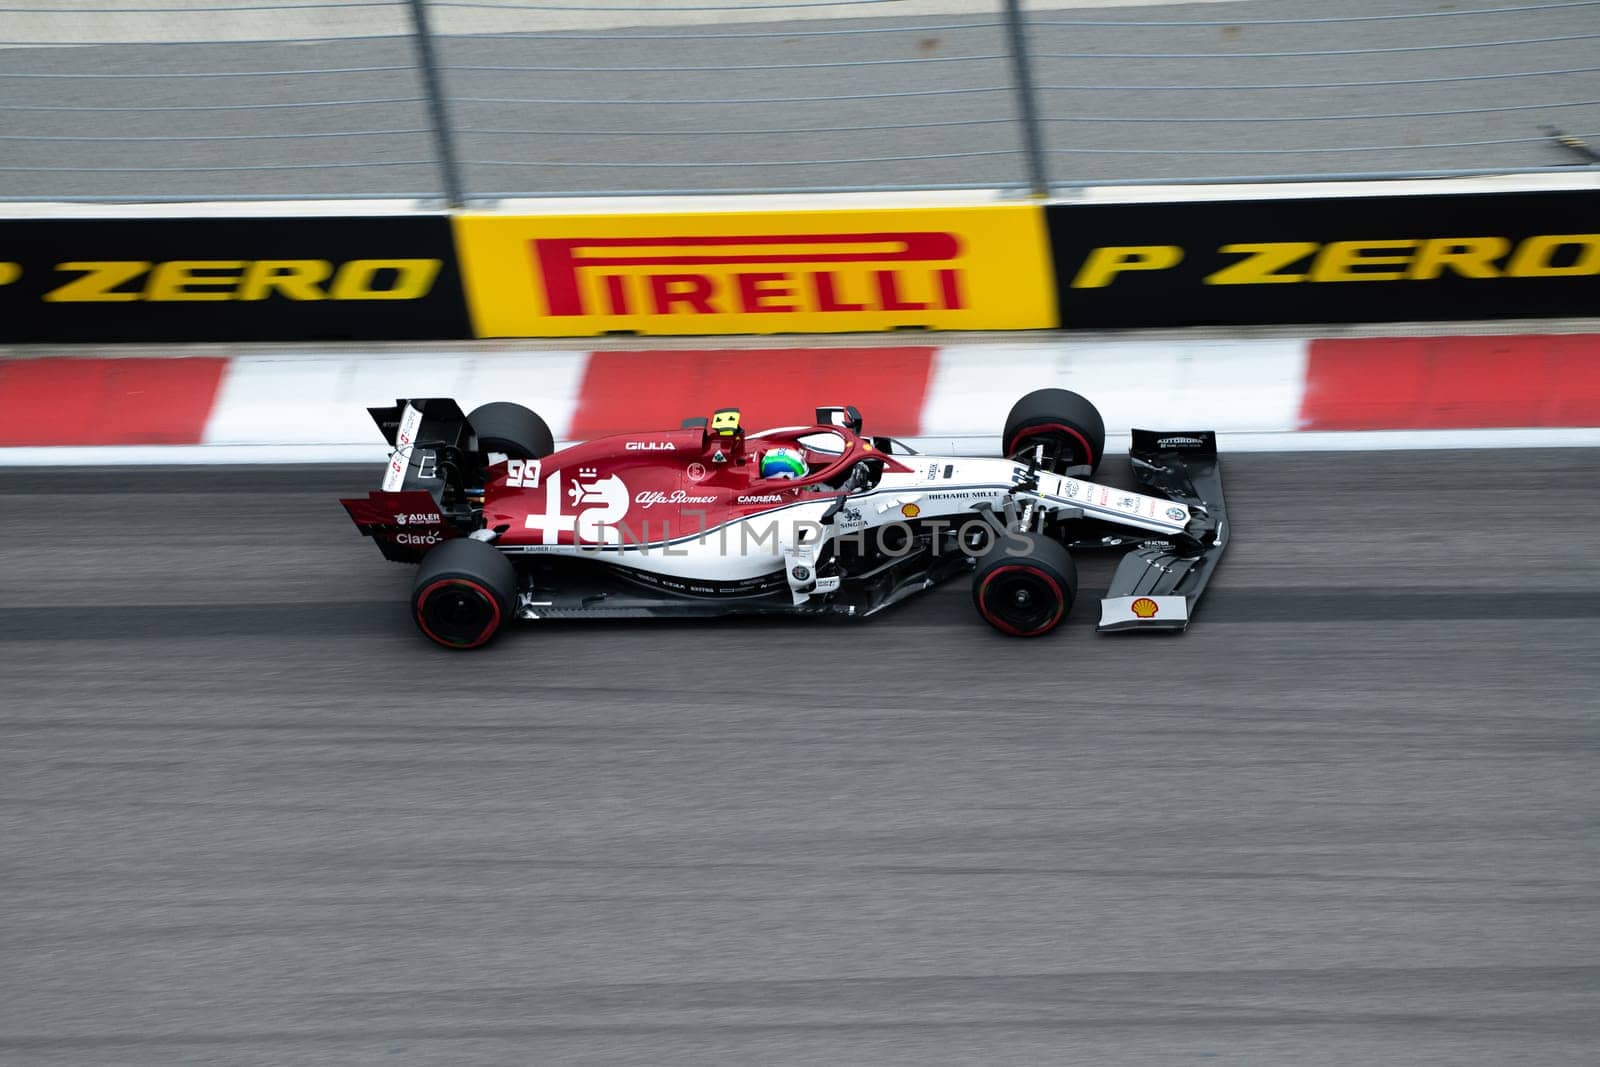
[341,391,1229,649]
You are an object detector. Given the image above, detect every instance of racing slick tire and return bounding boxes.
[411,538,518,650]
[971,535,1078,638]
[1003,388,1106,477]
[468,402,554,460]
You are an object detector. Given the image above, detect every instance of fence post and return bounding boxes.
[406,0,466,207]
[1000,0,1050,198]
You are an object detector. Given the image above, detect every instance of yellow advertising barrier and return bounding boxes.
[452,204,1056,337]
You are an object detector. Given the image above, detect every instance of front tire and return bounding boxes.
[971,536,1078,637]
[411,538,518,650]
[1003,388,1106,477]
[468,401,554,460]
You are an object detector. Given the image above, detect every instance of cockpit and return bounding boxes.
[691,405,911,491]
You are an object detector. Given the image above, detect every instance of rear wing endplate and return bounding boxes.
[368,398,471,493]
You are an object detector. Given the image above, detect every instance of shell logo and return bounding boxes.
[901,503,921,518]
[1131,597,1160,619]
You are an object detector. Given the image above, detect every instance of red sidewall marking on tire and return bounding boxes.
[1007,421,1095,472]
[978,564,1066,637]
[414,578,503,649]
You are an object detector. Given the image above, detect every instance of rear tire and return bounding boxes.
[971,535,1078,637]
[468,401,554,460]
[1003,388,1106,477]
[411,538,518,650]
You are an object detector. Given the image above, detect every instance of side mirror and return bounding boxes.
[815,405,863,434]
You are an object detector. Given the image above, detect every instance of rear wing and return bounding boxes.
[339,398,477,563]
[1098,429,1229,633]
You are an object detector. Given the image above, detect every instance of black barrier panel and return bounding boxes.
[1048,190,1600,328]
[0,216,471,342]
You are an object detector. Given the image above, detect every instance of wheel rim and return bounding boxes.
[1007,422,1095,473]
[415,578,503,648]
[978,565,1066,636]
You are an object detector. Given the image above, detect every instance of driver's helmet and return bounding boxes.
[759,446,807,479]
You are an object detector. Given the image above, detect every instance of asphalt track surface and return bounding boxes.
[6,0,1599,199]
[2,449,1596,1064]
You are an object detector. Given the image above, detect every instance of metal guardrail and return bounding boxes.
[1,0,1597,203]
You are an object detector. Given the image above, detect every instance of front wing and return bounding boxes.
[1097,430,1229,633]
